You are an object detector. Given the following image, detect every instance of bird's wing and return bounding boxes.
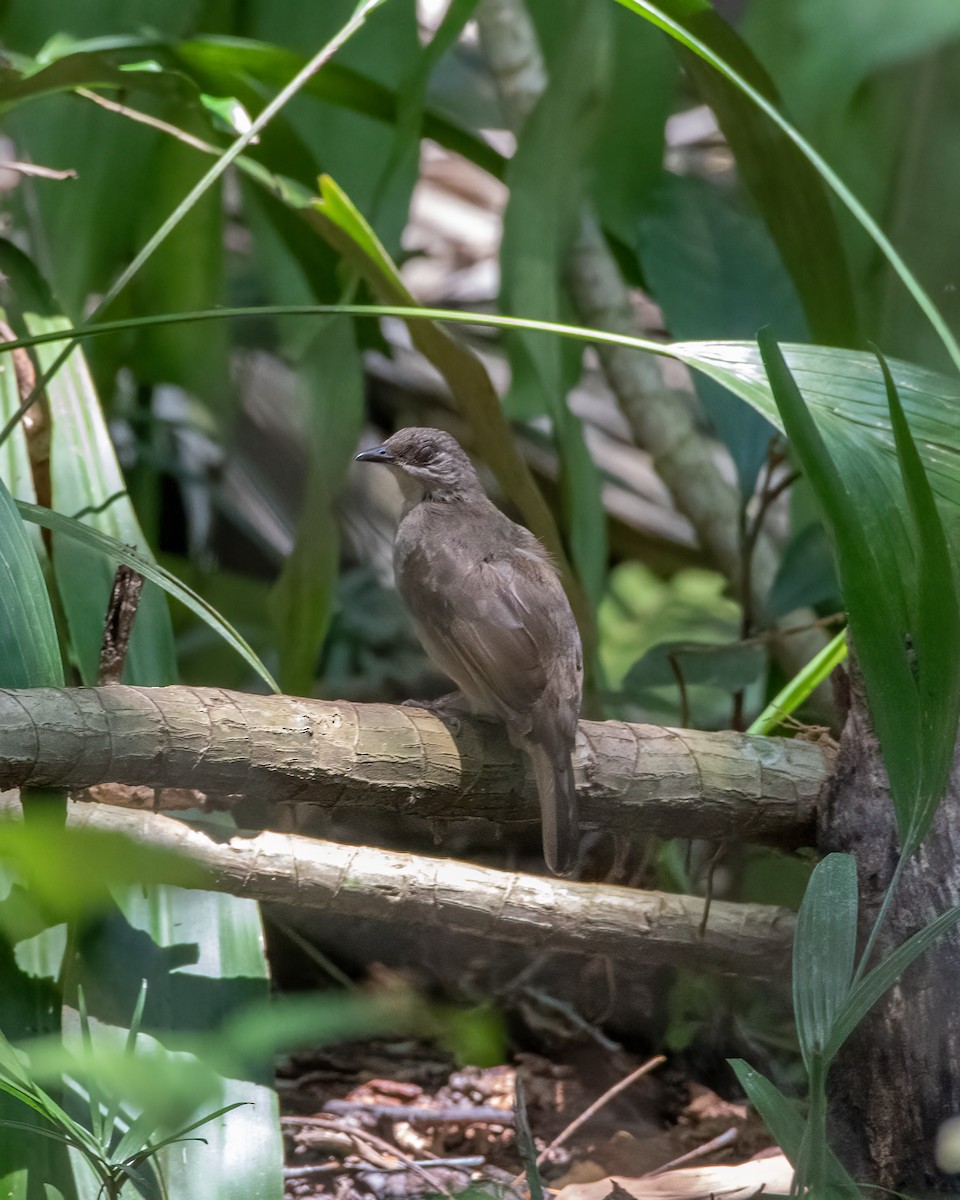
[408,546,578,736]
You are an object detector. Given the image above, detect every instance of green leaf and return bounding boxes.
[130,109,228,406]
[728,1060,805,1163]
[639,174,802,491]
[173,35,505,180]
[16,502,279,693]
[617,0,857,348]
[877,349,960,846]
[825,906,960,1060]
[768,521,839,619]
[498,4,608,608]
[757,332,920,845]
[748,629,847,736]
[0,477,63,688]
[792,854,858,1072]
[614,0,960,373]
[0,241,177,686]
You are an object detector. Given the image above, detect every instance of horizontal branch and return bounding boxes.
[51,800,792,978]
[0,686,829,846]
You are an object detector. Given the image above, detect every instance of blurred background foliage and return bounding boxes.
[3,0,960,1192]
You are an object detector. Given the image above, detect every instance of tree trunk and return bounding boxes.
[819,671,960,1193]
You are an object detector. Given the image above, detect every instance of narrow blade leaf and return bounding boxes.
[792,853,858,1071]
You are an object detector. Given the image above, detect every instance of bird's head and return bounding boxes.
[356,427,483,504]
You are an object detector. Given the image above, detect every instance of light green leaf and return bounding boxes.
[0,241,176,686]
[748,629,847,736]
[0,478,62,688]
[792,854,858,1072]
[825,906,960,1060]
[16,502,278,693]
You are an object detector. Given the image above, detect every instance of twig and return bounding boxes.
[98,564,144,685]
[320,1100,513,1125]
[285,1156,485,1178]
[510,1054,667,1184]
[645,1126,739,1176]
[282,1114,459,1200]
[0,160,77,181]
[75,89,223,157]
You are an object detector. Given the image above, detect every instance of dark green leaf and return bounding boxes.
[513,1077,544,1200]
[639,175,802,491]
[768,522,839,619]
[614,0,858,347]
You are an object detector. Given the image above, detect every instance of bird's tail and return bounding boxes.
[526,741,580,876]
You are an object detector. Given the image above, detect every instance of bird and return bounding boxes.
[356,427,583,875]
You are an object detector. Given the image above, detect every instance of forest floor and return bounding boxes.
[278,1035,791,1200]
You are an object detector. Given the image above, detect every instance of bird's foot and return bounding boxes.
[401,692,469,732]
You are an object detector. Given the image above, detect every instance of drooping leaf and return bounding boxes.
[614,0,960,375]
[728,1060,805,1165]
[174,35,505,180]
[877,349,960,846]
[16,502,278,693]
[759,332,960,848]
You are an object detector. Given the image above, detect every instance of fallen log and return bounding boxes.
[0,797,795,979]
[0,686,828,847]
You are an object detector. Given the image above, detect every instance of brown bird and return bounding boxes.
[356,427,583,875]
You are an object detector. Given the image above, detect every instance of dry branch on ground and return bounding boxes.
[0,795,795,979]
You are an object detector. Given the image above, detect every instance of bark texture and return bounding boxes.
[0,796,794,979]
[819,674,960,1192]
[0,686,827,847]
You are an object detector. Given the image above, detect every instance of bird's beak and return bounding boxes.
[356,445,396,464]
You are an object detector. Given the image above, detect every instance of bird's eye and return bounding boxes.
[410,442,437,466]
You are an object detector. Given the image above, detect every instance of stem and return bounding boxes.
[851,852,907,988]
